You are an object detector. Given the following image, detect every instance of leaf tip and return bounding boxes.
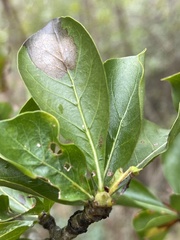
[24,18,77,79]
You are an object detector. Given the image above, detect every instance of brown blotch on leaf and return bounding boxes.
[25,18,77,79]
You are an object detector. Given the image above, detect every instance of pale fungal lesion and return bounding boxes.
[25,18,77,79]
[107,171,113,177]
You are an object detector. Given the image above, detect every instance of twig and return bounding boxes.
[39,201,112,240]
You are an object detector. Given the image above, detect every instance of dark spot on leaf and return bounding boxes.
[25,18,77,79]
[98,136,103,148]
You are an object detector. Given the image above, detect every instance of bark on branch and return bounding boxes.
[39,201,112,240]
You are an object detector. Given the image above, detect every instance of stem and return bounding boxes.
[39,202,112,240]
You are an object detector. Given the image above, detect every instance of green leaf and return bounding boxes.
[0,189,34,221]
[170,194,180,211]
[0,221,33,240]
[20,98,40,113]
[0,111,93,204]
[105,120,170,190]
[122,110,179,176]
[103,50,180,190]
[133,210,177,240]
[0,187,50,222]
[104,51,145,179]
[130,120,169,169]
[162,133,180,193]
[18,17,109,191]
[0,195,17,221]
[0,157,60,203]
[115,113,179,190]
[162,72,180,111]
[114,179,174,214]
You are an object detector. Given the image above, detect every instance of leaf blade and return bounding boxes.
[18,17,109,190]
[114,179,174,214]
[104,51,145,180]
[162,133,180,193]
[0,221,33,240]
[0,111,93,204]
[0,157,60,203]
[133,210,177,240]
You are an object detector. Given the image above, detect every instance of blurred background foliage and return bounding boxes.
[0,0,180,239]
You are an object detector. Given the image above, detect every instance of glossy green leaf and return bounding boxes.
[133,210,177,240]
[0,157,59,202]
[104,51,145,179]
[0,221,33,240]
[0,111,93,204]
[18,17,109,191]
[162,72,180,111]
[114,179,173,214]
[162,133,180,193]
[20,98,40,113]
[104,51,180,189]
[170,194,180,211]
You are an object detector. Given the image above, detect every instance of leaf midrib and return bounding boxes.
[67,70,103,191]
[5,132,93,199]
[104,81,138,178]
[136,142,167,168]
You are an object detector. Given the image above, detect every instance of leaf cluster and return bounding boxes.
[0,17,179,239]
